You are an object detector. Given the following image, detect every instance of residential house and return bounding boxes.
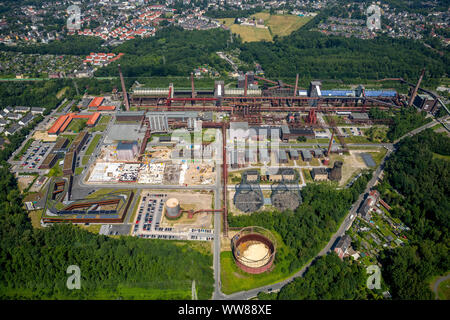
[334,235,352,259]
[31,107,45,115]
[19,113,34,126]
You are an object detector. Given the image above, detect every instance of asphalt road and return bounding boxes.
[432,274,450,300]
[212,130,225,300]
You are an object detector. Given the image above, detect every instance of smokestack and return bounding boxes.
[327,130,335,156]
[191,72,196,99]
[118,64,130,111]
[408,68,425,107]
[294,73,299,97]
[244,74,248,97]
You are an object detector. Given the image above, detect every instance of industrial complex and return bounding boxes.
[11,67,448,280]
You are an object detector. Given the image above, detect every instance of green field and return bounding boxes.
[302,168,313,183]
[252,12,313,37]
[433,152,450,161]
[74,167,83,175]
[82,155,90,165]
[85,134,101,156]
[220,232,294,294]
[90,115,110,132]
[66,118,87,133]
[223,13,311,42]
[230,24,272,42]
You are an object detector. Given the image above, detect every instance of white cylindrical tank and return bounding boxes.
[165,198,180,218]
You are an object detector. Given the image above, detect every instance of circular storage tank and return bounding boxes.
[231,227,276,274]
[165,198,181,219]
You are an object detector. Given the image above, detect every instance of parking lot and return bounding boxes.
[18,140,54,171]
[132,193,214,241]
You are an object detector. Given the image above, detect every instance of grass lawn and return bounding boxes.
[229,24,272,42]
[56,87,69,99]
[433,152,450,161]
[251,13,312,37]
[82,155,90,165]
[221,251,289,294]
[78,223,102,234]
[309,158,320,166]
[129,195,141,226]
[370,148,388,166]
[89,115,110,132]
[74,167,83,175]
[86,189,131,199]
[344,135,372,143]
[302,168,313,183]
[47,164,63,177]
[432,123,445,130]
[220,18,235,27]
[61,134,76,145]
[85,134,101,156]
[28,209,43,229]
[220,232,294,294]
[67,118,87,133]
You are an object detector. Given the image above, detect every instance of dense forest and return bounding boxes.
[0,165,214,299]
[377,129,450,299]
[238,31,448,86]
[258,254,370,300]
[95,27,232,78]
[0,80,65,110]
[228,171,372,273]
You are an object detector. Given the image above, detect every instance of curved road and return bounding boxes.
[432,274,450,300]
